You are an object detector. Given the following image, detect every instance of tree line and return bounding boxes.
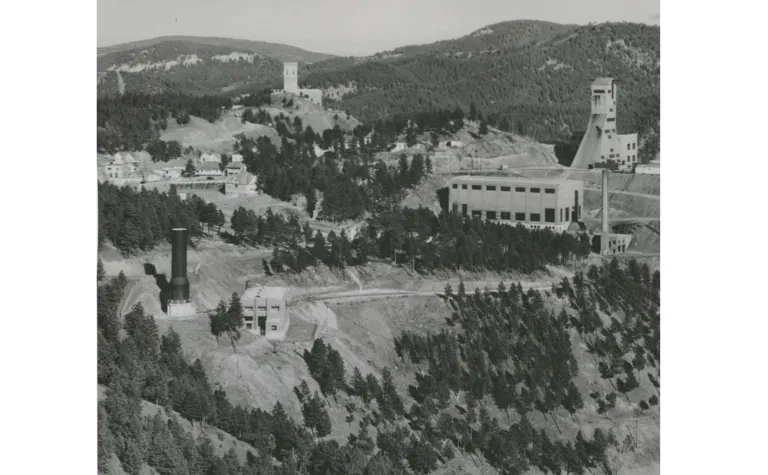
[303,22,660,159]
[98,182,225,256]
[233,128,431,222]
[97,93,232,153]
[554,258,660,414]
[258,206,591,275]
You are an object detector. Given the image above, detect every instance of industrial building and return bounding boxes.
[571,78,639,172]
[241,285,291,340]
[278,62,323,106]
[446,175,584,232]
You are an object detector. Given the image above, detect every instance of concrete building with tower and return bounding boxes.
[446,175,584,232]
[241,285,291,340]
[571,78,639,172]
[278,62,323,106]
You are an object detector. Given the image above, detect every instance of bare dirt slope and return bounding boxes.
[399,126,559,174]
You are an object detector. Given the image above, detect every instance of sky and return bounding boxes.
[97,0,660,56]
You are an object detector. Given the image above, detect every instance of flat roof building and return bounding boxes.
[241,286,290,340]
[446,175,584,233]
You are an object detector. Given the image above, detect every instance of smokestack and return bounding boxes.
[169,228,190,303]
[601,169,610,255]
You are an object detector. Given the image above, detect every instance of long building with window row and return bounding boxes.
[446,175,584,232]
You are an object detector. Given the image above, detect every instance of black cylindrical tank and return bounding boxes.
[169,228,190,301]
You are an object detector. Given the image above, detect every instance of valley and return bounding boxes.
[97,17,660,475]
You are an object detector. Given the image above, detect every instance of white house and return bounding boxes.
[143,171,163,183]
[195,162,224,179]
[226,161,245,176]
[225,171,258,194]
[200,152,221,164]
[104,157,139,180]
[231,153,244,163]
[391,142,407,152]
[162,167,184,179]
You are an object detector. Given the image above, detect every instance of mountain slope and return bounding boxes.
[96,21,660,157]
[98,35,335,63]
[380,19,578,58]
[304,21,660,157]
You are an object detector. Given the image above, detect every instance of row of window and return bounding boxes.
[626,143,637,150]
[456,205,571,223]
[452,183,556,194]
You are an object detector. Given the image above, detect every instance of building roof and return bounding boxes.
[592,77,614,86]
[198,162,221,171]
[227,161,244,169]
[447,175,583,187]
[242,285,289,302]
[226,171,257,185]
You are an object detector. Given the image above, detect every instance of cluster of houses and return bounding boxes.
[101,151,258,195]
[388,139,465,153]
[185,152,258,194]
[104,152,141,180]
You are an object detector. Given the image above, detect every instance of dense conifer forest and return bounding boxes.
[97,93,233,153]
[98,254,659,474]
[305,23,660,157]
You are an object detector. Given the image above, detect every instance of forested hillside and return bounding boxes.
[304,22,660,158]
[97,21,660,156]
[98,257,660,474]
[98,36,335,63]
[97,41,284,96]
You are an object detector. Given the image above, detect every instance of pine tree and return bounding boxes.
[184,158,196,178]
[351,367,368,401]
[479,120,489,135]
[303,391,332,438]
[209,300,227,343]
[407,436,438,474]
[97,259,106,282]
[469,102,478,122]
[227,292,244,331]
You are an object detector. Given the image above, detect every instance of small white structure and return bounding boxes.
[200,152,221,164]
[144,171,164,182]
[635,162,660,175]
[225,171,258,194]
[225,161,245,176]
[391,142,407,152]
[162,167,184,179]
[602,233,634,254]
[241,285,291,340]
[195,162,224,179]
[231,153,244,163]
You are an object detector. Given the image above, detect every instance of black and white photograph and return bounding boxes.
[5,0,767,473]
